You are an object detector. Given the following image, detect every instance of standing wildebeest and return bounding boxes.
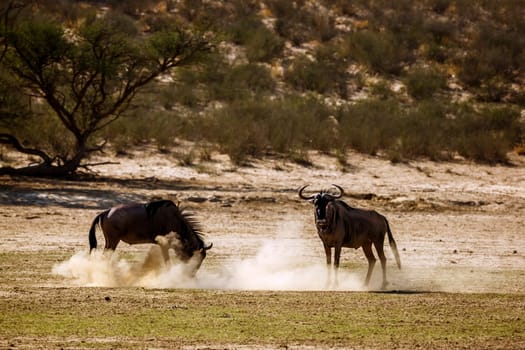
[299,185,401,289]
[89,199,212,275]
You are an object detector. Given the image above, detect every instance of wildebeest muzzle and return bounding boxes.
[316,218,329,232]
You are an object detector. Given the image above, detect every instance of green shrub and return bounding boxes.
[284,46,348,96]
[394,100,452,160]
[424,18,455,45]
[404,65,447,100]
[158,74,201,109]
[338,99,522,163]
[195,54,232,102]
[370,80,394,100]
[226,16,260,45]
[367,0,425,52]
[425,42,448,63]
[452,104,522,163]
[338,99,400,155]
[458,23,524,87]
[200,95,336,164]
[194,54,275,102]
[177,0,210,23]
[215,63,276,101]
[268,0,336,45]
[224,15,284,63]
[478,77,509,103]
[244,26,284,63]
[342,30,407,75]
[284,55,333,94]
[457,131,511,163]
[14,111,76,161]
[200,100,271,164]
[102,109,182,154]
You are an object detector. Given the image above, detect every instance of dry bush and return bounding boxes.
[342,30,408,75]
[338,99,522,163]
[268,0,336,45]
[199,95,335,164]
[404,65,447,100]
[458,23,524,88]
[452,104,522,163]
[338,99,400,155]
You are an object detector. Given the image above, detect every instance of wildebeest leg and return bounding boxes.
[374,240,388,289]
[101,240,118,261]
[333,244,342,288]
[103,231,120,253]
[323,243,332,288]
[362,243,376,287]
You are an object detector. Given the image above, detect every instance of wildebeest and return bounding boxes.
[88,199,212,275]
[299,185,401,289]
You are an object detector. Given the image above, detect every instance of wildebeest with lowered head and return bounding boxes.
[88,199,212,275]
[299,185,401,289]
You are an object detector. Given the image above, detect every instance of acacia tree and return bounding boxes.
[0,1,30,138]
[0,9,209,177]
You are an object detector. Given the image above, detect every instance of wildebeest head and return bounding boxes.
[170,204,212,273]
[299,185,344,232]
[148,200,213,275]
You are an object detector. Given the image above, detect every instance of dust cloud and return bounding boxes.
[52,238,366,291]
[53,215,507,292]
[53,217,367,291]
[52,240,510,292]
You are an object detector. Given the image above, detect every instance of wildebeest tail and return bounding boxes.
[385,218,401,269]
[89,210,108,252]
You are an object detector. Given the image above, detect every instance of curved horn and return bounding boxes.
[203,242,213,250]
[298,185,315,200]
[331,184,344,199]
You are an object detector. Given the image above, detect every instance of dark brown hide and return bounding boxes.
[88,200,212,275]
[300,185,401,289]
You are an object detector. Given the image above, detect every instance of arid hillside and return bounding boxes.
[1,0,524,175]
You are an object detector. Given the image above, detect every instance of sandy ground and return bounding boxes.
[1,146,525,349]
[1,146,524,293]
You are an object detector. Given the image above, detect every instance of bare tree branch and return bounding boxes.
[80,161,119,168]
[0,133,52,164]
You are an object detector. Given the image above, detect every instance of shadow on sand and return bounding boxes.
[0,176,197,209]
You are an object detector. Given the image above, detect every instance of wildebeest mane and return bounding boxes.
[177,205,205,243]
[145,199,205,243]
[145,199,175,217]
[336,199,355,211]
